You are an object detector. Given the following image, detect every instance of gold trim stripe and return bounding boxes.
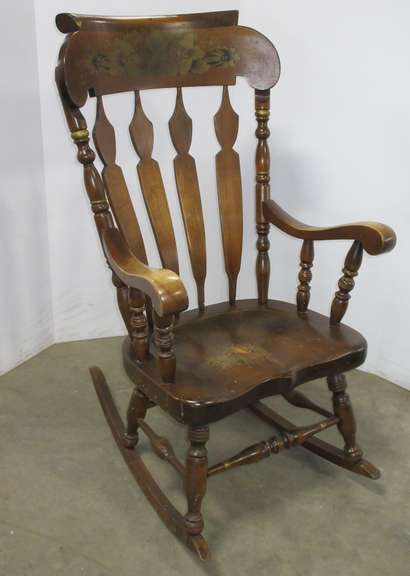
[71,129,89,141]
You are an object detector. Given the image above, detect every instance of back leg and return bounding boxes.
[123,387,151,449]
[327,373,363,461]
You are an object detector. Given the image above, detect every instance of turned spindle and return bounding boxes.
[153,312,176,383]
[330,240,363,324]
[128,288,149,362]
[111,273,132,334]
[297,240,314,312]
[282,388,333,418]
[255,89,271,304]
[207,416,338,476]
[137,419,185,477]
[70,126,113,232]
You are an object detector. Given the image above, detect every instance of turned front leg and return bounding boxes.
[184,425,209,536]
[327,374,363,461]
[123,387,151,449]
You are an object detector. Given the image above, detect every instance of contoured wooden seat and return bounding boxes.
[123,299,366,425]
[56,10,396,560]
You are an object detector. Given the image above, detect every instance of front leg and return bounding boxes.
[184,425,209,536]
[327,373,363,461]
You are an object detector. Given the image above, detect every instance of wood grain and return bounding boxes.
[214,86,243,304]
[130,92,179,274]
[250,401,380,479]
[207,416,338,476]
[93,96,147,263]
[57,20,280,107]
[169,88,207,310]
[123,299,367,425]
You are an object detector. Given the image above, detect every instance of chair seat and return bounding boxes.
[123,299,366,424]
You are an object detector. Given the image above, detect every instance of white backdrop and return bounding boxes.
[0,0,53,374]
[1,1,409,390]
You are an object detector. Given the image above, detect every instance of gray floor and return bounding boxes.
[1,336,409,576]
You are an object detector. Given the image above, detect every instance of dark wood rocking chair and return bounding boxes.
[55,10,396,560]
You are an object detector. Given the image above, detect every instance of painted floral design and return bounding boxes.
[86,30,239,78]
[207,345,273,370]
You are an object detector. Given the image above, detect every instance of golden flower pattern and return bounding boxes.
[86,30,239,78]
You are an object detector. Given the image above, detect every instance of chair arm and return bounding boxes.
[263,199,396,255]
[102,228,188,317]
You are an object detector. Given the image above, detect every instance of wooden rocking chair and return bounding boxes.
[55,10,396,560]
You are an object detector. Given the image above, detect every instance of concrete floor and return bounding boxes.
[0,336,409,576]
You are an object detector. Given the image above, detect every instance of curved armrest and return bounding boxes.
[263,199,396,255]
[102,228,188,317]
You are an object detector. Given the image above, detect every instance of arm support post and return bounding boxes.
[255,89,271,304]
[330,240,363,324]
[297,239,314,312]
